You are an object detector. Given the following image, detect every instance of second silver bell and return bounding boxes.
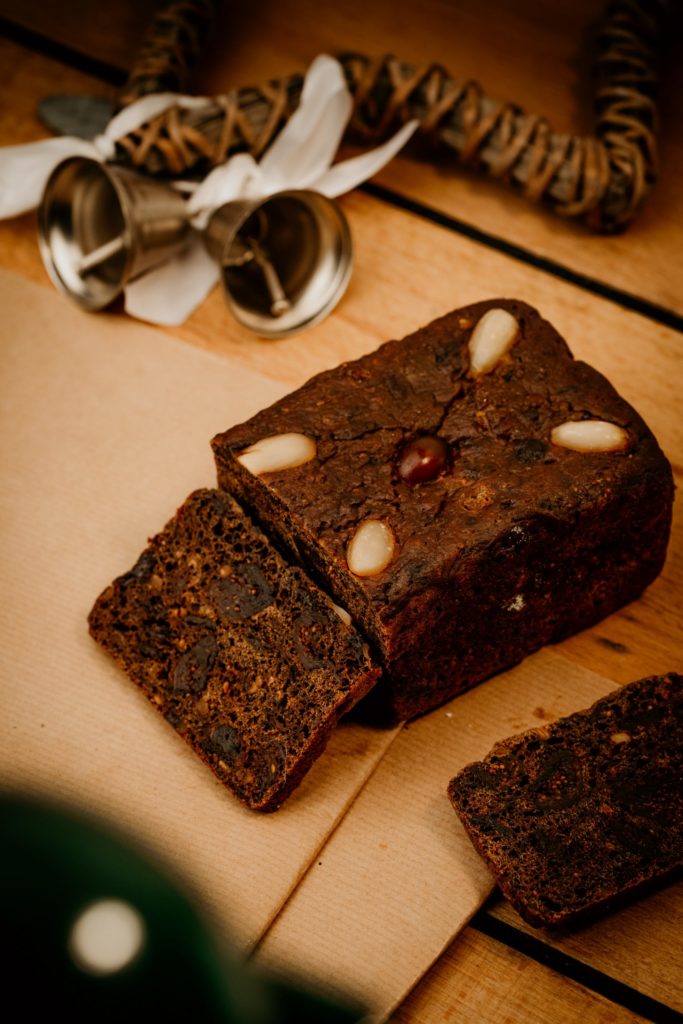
[203,190,352,339]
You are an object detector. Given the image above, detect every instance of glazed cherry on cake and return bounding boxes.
[397,435,451,484]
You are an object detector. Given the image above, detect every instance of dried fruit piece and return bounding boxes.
[551,420,630,452]
[513,438,550,465]
[397,435,450,483]
[172,635,217,694]
[295,607,334,669]
[212,564,273,620]
[469,308,519,376]
[208,724,241,762]
[347,520,396,577]
[237,433,316,475]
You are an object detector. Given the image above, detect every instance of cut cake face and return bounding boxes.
[449,673,683,927]
[88,489,379,811]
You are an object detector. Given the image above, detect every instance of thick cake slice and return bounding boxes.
[212,299,674,721]
[88,489,379,811]
[448,673,683,928]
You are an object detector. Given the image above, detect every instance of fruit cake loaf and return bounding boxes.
[211,299,674,721]
[88,489,379,811]
[448,672,683,927]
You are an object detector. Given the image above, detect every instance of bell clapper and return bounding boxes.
[223,205,291,319]
[245,236,291,317]
[206,190,351,335]
[75,235,126,276]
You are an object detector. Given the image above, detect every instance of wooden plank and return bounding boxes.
[371,131,683,320]
[2,0,681,313]
[0,0,667,141]
[488,880,683,1013]
[0,0,158,72]
[0,0,620,122]
[0,39,115,145]
[393,927,648,1024]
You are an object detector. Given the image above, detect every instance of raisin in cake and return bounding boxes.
[88,489,379,811]
[448,672,683,927]
[211,299,674,721]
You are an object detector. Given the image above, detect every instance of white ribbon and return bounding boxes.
[0,55,418,326]
[0,92,210,220]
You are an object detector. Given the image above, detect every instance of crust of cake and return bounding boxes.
[212,299,674,721]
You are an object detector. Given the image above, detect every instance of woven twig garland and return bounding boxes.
[113,0,671,232]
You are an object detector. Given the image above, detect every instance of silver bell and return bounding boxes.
[203,190,352,338]
[38,157,190,311]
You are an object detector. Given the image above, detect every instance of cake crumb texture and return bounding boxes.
[448,672,683,927]
[88,489,379,811]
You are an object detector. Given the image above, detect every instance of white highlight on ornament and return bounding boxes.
[68,899,145,975]
[237,433,317,475]
[468,308,519,376]
[347,519,396,577]
[550,420,629,452]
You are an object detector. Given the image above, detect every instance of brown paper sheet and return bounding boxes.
[0,270,399,950]
[3,270,662,1020]
[256,650,626,1019]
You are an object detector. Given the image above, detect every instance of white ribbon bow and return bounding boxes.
[0,55,417,326]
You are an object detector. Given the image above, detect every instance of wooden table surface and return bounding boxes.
[1,2,681,1021]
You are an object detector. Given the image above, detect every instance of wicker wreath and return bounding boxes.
[111,0,672,233]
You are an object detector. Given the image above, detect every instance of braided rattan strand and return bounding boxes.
[118,0,215,107]
[113,0,670,232]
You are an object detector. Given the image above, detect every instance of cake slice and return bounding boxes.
[88,489,379,811]
[448,672,683,927]
[211,298,674,721]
